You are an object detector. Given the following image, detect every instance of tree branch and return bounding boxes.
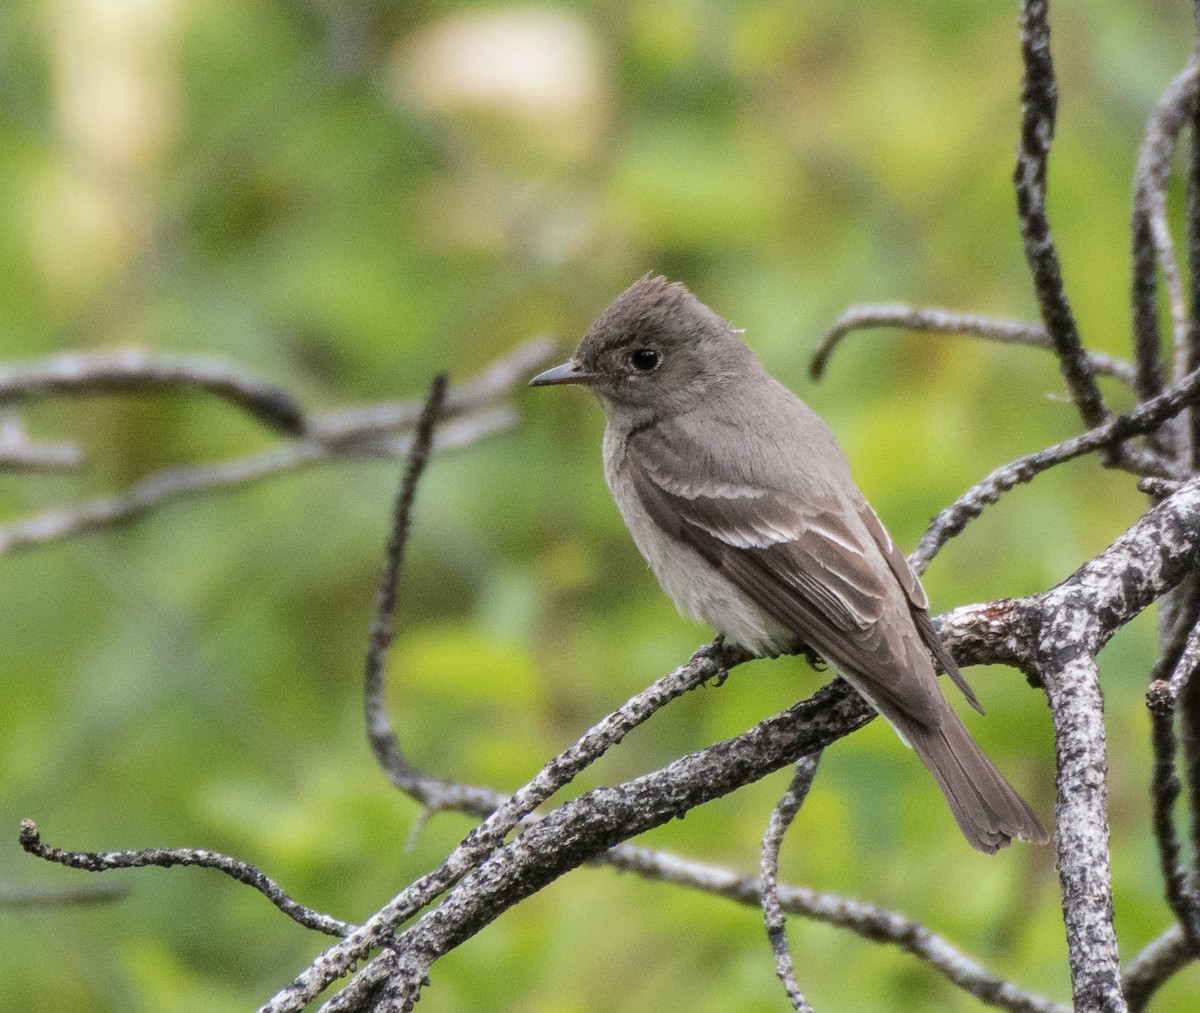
[0,408,514,556]
[0,349,307,434]
[1015,0,1108,430]
[0,338,554,556]
[299,479,1200,1010]
[1131,53,1199,464]
[1147,679,1200,951]
[760,756,821,1013]
[909,367,1200,575]
[18,819,350,937]
[810,305,1136,387]
[1122,923,1194,1012]
[261,639,748,1012]
[1036,647,1123,1012]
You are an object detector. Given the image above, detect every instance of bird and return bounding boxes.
[529,275,1048,853]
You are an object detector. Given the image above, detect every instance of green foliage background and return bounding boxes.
[1,0,1197,1009]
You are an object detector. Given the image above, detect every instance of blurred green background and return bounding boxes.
[1,0,1196,1009]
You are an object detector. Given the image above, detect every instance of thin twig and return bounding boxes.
[0,409,514,556]
[1122,923,1194,1012]
[1188,15,1200,469]
[811,305,1136,386]
[0,338,554,556]
[760,756,820,1013]
[310,337,555,441]
[1181,32,1200,948]
[909,364,1200,574]
[609,843,1070,1013]
[1146,680,1200,950]
[1015,0,1108,430]
[1168,615,1200,703]
[261,640,747,1012]
[364,373,447,783]
[1180,651,1200,948]
[1131,53,1200,462]
[1154,577,1200,952]
[18,819,351,937]
[1138,57,1200,389]
[0,349,307,434]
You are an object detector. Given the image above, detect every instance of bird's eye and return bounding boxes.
[629,348,661,372]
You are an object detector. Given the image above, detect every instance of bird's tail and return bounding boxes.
[903,707,1049,854]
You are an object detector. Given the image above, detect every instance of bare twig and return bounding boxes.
[0,339,555,556]
[760,756,820,1013]
[608,843,1070,1013]
[1180,32,1200,946]
[1133,56,1199,392]
[1146,680,1200,951]
[1167,616,1200,704]
[18,819,350,938]
[1131,54,1200,465]
[364,373,447,786]
[0,349,307,434]
[261,640,747,1012]
[810,305,1136,387]
[1122,923,1194,1012]
[909,365,1200,574]
[0,408,514,556]
[310,337,555,441]
[1188,16,1200,469]
[1015,0,1108,430]
[1180,656,1200,947]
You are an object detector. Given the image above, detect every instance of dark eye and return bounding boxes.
[629,348,661,372]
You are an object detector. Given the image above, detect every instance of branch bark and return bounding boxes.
[270,478,1200,1009]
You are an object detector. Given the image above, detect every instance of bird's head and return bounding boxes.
[529,276,758,423]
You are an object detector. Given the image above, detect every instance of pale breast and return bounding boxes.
[602,425,796,657]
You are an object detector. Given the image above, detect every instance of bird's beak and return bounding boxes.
[528,360,598,387]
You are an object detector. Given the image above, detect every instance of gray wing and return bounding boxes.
[625,419,977,724]
[852,498,982,713]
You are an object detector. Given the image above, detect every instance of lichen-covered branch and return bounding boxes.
[259,639,748,1012]
[19,819,350,937]
[262,472,1200,1010]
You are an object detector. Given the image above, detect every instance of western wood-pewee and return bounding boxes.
[530,275,1047,853]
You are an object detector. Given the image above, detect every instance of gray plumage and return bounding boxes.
[530,276,1048,853]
